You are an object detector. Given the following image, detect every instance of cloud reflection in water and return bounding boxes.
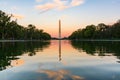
[37,69,84,80]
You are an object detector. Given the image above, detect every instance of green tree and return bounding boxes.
[84,25,96,39]
[27,24,36,40]
[0,10,12,39]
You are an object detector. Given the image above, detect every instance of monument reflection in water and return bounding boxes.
[59,40,62,61]
[0,40,120,80]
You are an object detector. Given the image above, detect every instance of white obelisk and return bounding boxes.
[59,20,61,39]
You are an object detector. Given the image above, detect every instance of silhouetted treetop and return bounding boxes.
[69,20,120,39]
[0,10,51,40]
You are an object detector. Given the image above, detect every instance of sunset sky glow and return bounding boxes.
[0,0,120,37]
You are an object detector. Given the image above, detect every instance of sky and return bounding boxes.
[0,0,120,37]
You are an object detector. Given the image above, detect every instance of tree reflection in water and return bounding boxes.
[0,41,50,71]
[70,41,120,61]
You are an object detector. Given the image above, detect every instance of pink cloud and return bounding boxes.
[13,14,24,19]
[35,0,85,13]
[36,3,56,11]
[71,0,84,6]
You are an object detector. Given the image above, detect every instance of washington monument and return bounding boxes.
[59,20,61,39]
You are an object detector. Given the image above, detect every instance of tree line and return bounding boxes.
[0,10,51,40]
[69,20,120,40]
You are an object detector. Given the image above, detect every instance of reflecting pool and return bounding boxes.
[0,40,120,80]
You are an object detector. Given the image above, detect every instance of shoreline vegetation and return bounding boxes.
[0,10,51,40]
[0,40,51,42]
[1,39,120,42]
[69,20,120,40]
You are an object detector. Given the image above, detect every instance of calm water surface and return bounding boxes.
[0,40,120,80]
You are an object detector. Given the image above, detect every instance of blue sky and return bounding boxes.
[0,0,120,37]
